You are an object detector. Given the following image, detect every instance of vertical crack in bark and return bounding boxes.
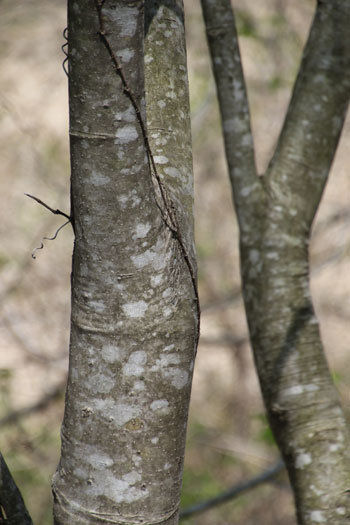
[94,0,200,350]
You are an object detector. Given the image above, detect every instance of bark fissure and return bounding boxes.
[95,0,200,349]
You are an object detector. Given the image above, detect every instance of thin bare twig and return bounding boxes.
[25,193,71,222]
[179,459,285,520]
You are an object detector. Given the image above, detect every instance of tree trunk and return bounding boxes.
[201,0,350,523]
[52,2,198,524]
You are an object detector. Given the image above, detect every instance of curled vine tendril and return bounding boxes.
[31,220,71,259]
[62,27,69,77]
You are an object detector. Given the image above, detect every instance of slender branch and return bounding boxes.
[179,459,285,520]
[265,0,350,227]
[25,193,71,222]
[200,0,263,231]
[0,452,33,525]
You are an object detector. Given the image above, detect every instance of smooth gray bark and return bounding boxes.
[52,2,197,524]
[201,0,350,523]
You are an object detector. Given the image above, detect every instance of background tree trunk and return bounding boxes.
[201,0,350,522]
[52,1,198,524]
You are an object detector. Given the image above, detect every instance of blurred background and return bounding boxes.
[0,1,349,523]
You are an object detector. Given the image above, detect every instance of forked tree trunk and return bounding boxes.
[201,0,350,523]
[52,2,198,524]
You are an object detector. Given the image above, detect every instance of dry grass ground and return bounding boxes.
[0,1,349,524]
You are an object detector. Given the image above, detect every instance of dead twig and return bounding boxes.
[25,193,71,222]
[179,459,285,520]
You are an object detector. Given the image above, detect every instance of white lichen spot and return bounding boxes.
[85,466,146,502]
[108,6,138,37]
[165,368,189,389]
[112,403,141,426]
[89,300,106,313]
[296,452,312,469]
[304,384,319,392]
[266,252,279,260]
[153,155,169,164]
[132,453,142,466]
[163,344,175,352]
[151,274,163,287]
[114,105,136,123]
[150,399,169,412]
[91,398,141,427]
[310,510,326,522]
[132,223,151,240]
[249,249,260,264]
[164,30,172,38]
[310,484,323,496]
[223,116,245,133]
[241,133,252,147]
[336,507,346,515]
[240,184,255,197]
[87,372,114,394]
[214,56,222,65]
[87,452,114,469]
[163,462,171,470]
[122,301,148,318]
[133,380,145,391]
[157,100,166,109]
[157,354,180,366]
[163,307,173,318]
[123,471,141,486]
[145,54,154,64]
[101,345,124,364]
[115,125,138,144]
[162,288,172,298]
[131,239,166,271]
[166,91,176,99]
[89,170,111,186]
[73,2,81,14]
[283,385,304,396]
[118,48,134,63]
[164,166,180,178]
[329,443,341,452]
[123,351,147,377]
[131,191,141,207]
[151,437,159,445]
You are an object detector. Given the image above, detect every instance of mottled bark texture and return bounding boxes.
[201,0,350,523]
[52,1,197,524]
